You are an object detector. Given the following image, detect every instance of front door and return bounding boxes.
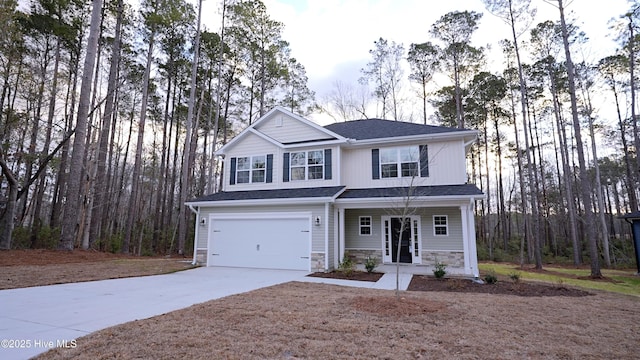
[382,216,421,264]
[391,218,412,263]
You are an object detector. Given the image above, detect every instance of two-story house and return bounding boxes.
[185,107,484,277]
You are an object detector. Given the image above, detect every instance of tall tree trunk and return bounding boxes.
[557,0,601,277]
[177,0,203,254]
[89,0,123,249]
[123,22,156,254]
[59,0,102,250]
[31,39,61,246]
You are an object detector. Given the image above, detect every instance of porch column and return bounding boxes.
[466,201,479,278]
[460,204,471,275]
[339,209,345,263]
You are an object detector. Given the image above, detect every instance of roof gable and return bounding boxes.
[324,119,472,141]
[218,107,345,154]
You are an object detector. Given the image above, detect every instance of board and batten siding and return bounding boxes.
[196,204,329,253]
[341,140,467,189]
[255,114,332,144]
[343,207,463,252]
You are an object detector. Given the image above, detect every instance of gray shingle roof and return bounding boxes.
[188,186,346,203]
[337,184,483,199]
[619,211,640,219]
[324,119,468,140]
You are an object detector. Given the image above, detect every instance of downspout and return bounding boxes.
[188,205,199,265]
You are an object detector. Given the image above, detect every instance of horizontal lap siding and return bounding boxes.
[344,209,386,249]
[256,114,331,143]
[341,141,467,189]
[197,204,327,252]
[343,208,463,252]
[421,207,463,251]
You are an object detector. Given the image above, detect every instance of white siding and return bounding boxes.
[224,137,340,191]
[342,207,463,252]
[341,140,467,189]
[255,113,333,143]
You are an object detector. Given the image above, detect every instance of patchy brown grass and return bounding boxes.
[3,250,639,359]
[0,249,195,289]
[35,281,640,360]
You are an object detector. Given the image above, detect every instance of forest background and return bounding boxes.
[1,0,639,278]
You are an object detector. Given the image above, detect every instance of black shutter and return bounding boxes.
[283,152,290,182]
[324,149,332,180]
[419,145,429,177]
[371,149,380,179]
[266,154,273,183]
[229,157,237,185]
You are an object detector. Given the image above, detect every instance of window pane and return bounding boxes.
[381,163,398,178]
[291,152,306,166]
[252,156,265,169]
[435,227,447,235]
[361,227,371,235]
[380,148,396,163]
[308,165,323,179]
[252,169,265,183]
[308,150,324,165]
[291,167,305,180]
[400,146,419,162]
[237,157,250,170]
[401,162,418,177]
[236,170,250,183]
[360,217,371,226]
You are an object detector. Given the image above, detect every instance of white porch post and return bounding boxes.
[460,204,471,275]
[339,208,345,263]
[467,201,479,277]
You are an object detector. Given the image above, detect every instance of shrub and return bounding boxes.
[338,256,355,276]
[484,270,498,284]
[508,271,521,283]
[364,256,378,273]
[433,261,447,279]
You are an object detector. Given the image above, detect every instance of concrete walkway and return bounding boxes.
[0,267,413,360]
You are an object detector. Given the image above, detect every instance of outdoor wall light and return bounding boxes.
[315,216,321,226]
[200,218,206,227]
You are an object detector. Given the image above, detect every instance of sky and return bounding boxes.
[200,0,632,124]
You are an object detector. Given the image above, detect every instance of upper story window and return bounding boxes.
[380,146,419,178]
[372,145,428,180]
[236,155,266,184]
[290,150,324,181]
[230,154,272,185]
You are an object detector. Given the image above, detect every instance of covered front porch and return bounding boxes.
[331,185,484,277]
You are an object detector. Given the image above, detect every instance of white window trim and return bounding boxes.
[359,216,372,236]
[433,215,449,237]
[290,150,324,181]
[379,146,419,179]
[236,155,266,184]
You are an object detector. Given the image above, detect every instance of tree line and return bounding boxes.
[0,0,316,255]
[326,0,639,277]
[0,0,638,278]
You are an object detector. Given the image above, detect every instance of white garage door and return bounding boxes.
[207,214,311,270]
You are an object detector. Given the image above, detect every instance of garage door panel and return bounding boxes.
[208,216,310,270]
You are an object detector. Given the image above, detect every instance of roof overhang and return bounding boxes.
[334,194,485,209]
[343,130,478,148]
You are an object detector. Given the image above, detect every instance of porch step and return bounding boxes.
[372,273,413,291]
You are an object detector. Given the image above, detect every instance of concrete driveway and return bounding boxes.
[0,267,307,360]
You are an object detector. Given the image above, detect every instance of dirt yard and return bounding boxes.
[2,250,639,359]
[0,249,195,289]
